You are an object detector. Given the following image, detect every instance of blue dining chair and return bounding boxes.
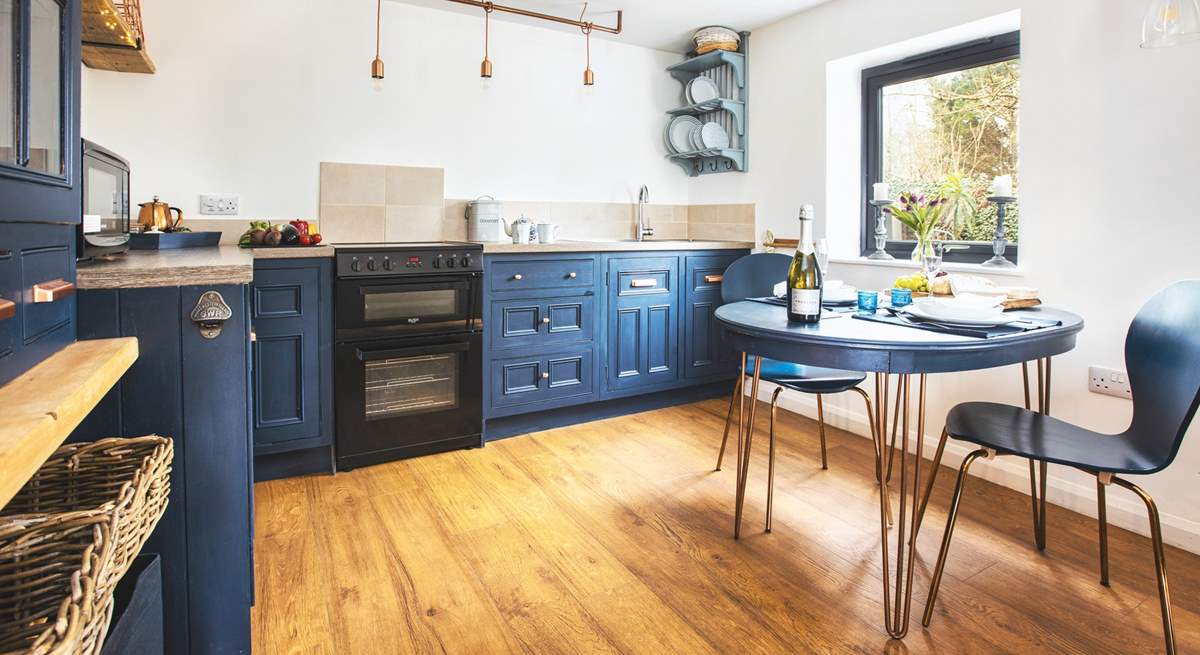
[922,281,1200,655]
[715,252,876,533]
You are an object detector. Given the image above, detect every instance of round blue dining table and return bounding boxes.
[714,300,1084,639]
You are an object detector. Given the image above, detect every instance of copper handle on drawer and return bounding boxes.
[568,272,577,279]
[0,298,14,321]
[630,278,658,288]
[250,328,257,343]
[541,317,551,324]
[541,372,550,379]
[704,274,724,283]
[33,279,76,303]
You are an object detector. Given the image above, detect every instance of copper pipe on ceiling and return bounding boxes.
[441,0,623,35]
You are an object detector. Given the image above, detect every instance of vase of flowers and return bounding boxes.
[885,194,947,262]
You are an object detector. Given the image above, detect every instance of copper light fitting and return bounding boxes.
[442,0,622,35]
[371,0,385,81]
[481,2,493,78]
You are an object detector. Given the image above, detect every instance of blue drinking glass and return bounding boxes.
[891,288,913,307]
[857,290,879,314]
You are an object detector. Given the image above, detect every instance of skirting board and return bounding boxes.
[749,382,1200,555]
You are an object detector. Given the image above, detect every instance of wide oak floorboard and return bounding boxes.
[251,398,1200,653]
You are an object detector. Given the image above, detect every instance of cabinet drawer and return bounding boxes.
[20,245,74,342]
[490,258,594,292]
[490,347,595,409]
[613,256,675,297]
[489,295,594,350]
[686,254,741,294]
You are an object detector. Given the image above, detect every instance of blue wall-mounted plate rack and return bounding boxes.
[665,32,749,177]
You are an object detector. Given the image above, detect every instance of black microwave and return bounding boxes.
[78,140,131,260]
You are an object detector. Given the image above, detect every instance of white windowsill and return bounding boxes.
[829,256,1026,278]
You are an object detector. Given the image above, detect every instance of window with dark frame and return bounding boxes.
[861,31,1020,263]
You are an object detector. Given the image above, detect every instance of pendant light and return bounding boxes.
[1141,0,1200,48]
[582,23,595,86]
[480,2,494,82]
[371,0,385,91]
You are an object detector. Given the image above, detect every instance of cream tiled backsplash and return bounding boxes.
[190,162,758,246]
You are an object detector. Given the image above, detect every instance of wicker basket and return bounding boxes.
[0,511,114,655]
[1,436,173,602]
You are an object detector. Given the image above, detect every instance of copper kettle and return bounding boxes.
[137,196,183,232]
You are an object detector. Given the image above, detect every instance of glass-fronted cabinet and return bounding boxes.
[0,0,79,223]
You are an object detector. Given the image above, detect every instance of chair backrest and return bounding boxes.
[721,253,792,305]
[1124,280,1200,471]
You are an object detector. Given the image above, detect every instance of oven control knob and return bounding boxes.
[432,256,441,269]
[367,258,377,271]
[382,258,394,271]
[447,257,456,268]
[350,258,362,272]
[461,255,472,268]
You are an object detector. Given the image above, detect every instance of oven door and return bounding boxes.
[335,333,482,469]
[336,274,480,339]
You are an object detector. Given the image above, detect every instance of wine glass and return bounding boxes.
[815,238,830,277]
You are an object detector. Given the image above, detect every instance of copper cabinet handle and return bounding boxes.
[513,274,524,281]
[705,274,724,283]
[568,272,577,279]
[33,279,76,303]
[630,278,658,288]
[541,317,551,324]
[250,328,257,343]
[541,372,550,379]
[0,298,14,321]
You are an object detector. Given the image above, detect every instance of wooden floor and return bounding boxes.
[251,399,1200,654]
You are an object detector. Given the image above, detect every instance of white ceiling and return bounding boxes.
[389,0,833,52]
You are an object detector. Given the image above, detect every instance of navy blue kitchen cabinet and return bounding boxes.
[250,258,333,478]
[482,248,748,434]
[683,253,742,379]
[72,284,253,655]
[605,255,679,396]
[0,0,82,224]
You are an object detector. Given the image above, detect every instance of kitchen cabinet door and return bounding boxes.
[0,0,80,223]
[250,259,332,454]
[683,254,741,379]
[606,256,679,393]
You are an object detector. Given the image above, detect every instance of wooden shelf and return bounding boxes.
[0,337,139,508]
[82,0,156,74]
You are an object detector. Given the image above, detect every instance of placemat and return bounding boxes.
[851,310,1062,339]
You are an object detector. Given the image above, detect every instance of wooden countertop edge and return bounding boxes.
[479,240,755,254]
[0,337,139,508]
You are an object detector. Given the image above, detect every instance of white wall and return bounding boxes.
[81,0,689,217]
[694,0,1200,551]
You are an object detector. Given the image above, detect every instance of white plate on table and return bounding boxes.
[904,298,1013,327]
[667,115,702,153]
[687,76,721,104]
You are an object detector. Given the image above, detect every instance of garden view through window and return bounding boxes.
[863,32,1020,262]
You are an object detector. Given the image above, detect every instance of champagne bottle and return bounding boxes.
[787,205,823,323]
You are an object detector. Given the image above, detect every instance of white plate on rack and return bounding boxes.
[689,124,705,151]
[666,115,702,154]
[687,76,720,104]
[700,122,730,149]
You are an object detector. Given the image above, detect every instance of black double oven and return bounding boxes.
[333,243,484,470]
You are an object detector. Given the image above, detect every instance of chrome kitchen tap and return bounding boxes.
[637,185,654,241]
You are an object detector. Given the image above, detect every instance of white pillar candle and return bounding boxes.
[992,175,1013,197]
[872,182,890,201]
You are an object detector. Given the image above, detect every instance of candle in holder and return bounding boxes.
[872,182,891,201]
[992,175,1013,197]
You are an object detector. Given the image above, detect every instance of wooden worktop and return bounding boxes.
[0,337,139,508]
[76,246,255,289]
[479,239,755,254]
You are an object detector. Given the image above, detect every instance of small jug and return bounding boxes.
[509,215,533,244]
[537,223,561,244]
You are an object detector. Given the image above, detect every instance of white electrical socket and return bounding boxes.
[199,194,239,216]
[1089,365,1132,399]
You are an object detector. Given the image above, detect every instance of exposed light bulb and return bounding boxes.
[372,77,384,93]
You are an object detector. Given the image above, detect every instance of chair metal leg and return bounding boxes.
[914,428,949,537]
[733,357,763,540]
[815,393,829,470]
[715,375,743,471]
[849,386,891,526]
[922,448,990,627]
[1097,477,1110,586]
[766,387,783,533]
[1112,477,1176,655]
